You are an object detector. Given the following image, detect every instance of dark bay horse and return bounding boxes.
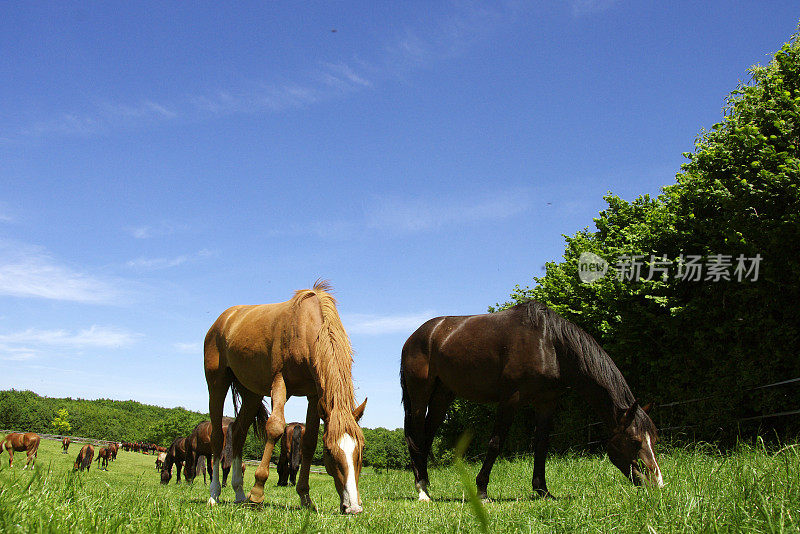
[205,280,367,513]
[62,437,71,453]
[160,437,190,484]
[183,418,234,485]
[1,432,40,469]
[401,301,663,501]
[74,444,94,471]
[277,422,305,486]
[96,447,111,470]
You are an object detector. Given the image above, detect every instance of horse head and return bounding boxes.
[606,401,664,487]
[319,398,367,514]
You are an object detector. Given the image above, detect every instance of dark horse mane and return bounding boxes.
[522,300,657,437]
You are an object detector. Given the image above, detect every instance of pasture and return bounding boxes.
[0,437,798,533]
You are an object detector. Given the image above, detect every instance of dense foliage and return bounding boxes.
[441,27,800,455]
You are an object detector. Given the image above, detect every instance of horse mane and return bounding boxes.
[523,301,657,436]
[292,280,364,449]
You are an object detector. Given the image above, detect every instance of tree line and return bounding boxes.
[0,389,409,469]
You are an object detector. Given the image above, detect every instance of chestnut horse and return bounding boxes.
[96,447,111,470]
[401,300,663,501]
[62,437,71,453]
[1,432,40,469]
[277,422,305,486]
[205,280,367,513]
[182,418,234,485]
[160,437,190,484]
[74,443,94,471]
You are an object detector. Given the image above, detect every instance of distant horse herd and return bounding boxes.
[2,281,665,515]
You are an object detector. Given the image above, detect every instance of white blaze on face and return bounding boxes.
[644,433,664,487]
[337,433,362,513]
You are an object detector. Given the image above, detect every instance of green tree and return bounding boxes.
[51,408,71,434]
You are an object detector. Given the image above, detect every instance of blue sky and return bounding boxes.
[1,2,798,430]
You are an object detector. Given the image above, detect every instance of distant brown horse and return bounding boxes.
[183,418,234,486]
[155,452,166,471]
[401,301,663,502]
[74,443,94,471]
[96,447,111,470]
[62,436,71,454]
[108,443,118,461]
[205,280,367,513]
[160,437,190,484]
[1,432,40,469]
[277,422,305,486]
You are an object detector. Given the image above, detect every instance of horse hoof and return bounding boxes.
[300,495,316,511]
[207,497,218,506]
[247,488,265,504]
[532,490,555,500]
[418,492,432,502]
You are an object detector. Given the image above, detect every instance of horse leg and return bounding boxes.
[296,396,320,510]
[276,440,289,486]
[206,364,231,505]
[229,391,261,503]
[248,374,287,504]
[176,461,183,483]
[403,374,439,502]
[418,383,454,501]
[531,410,555,499]
[475,400,516,501]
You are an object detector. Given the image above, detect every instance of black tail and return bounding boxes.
[230,376,270,442]
[290,425,303,473]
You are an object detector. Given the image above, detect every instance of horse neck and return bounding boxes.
[566,350,635,429]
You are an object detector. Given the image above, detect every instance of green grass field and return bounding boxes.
[0,437,798,533]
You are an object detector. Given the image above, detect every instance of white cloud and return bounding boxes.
[365,189,531,233]
[127,221,189,239]
[344,311,435,335]
[0,325,140,361]
[126,249,217,271]
[0,325,139,348]
[0,241,122,303]
[127,256,189,270]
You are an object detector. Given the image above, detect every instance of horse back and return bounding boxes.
[403,308,560,403]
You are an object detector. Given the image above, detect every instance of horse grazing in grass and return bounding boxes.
[62,437,71,453]
[183,418,234,485]
[161,437,190,484]
[108,443,118,461]
[74,444,94,471]
[205,280,367,514]
[401,300,663,502]
[96,448,111,470]
[1,432,40,469]
[277,422,305,486]
[156,452,166,471]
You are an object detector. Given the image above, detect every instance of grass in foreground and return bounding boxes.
[0,437,798,533]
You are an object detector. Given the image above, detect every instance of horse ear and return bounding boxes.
[619,401,639,429]
[642,402,654,414]
[353,397,367,423]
